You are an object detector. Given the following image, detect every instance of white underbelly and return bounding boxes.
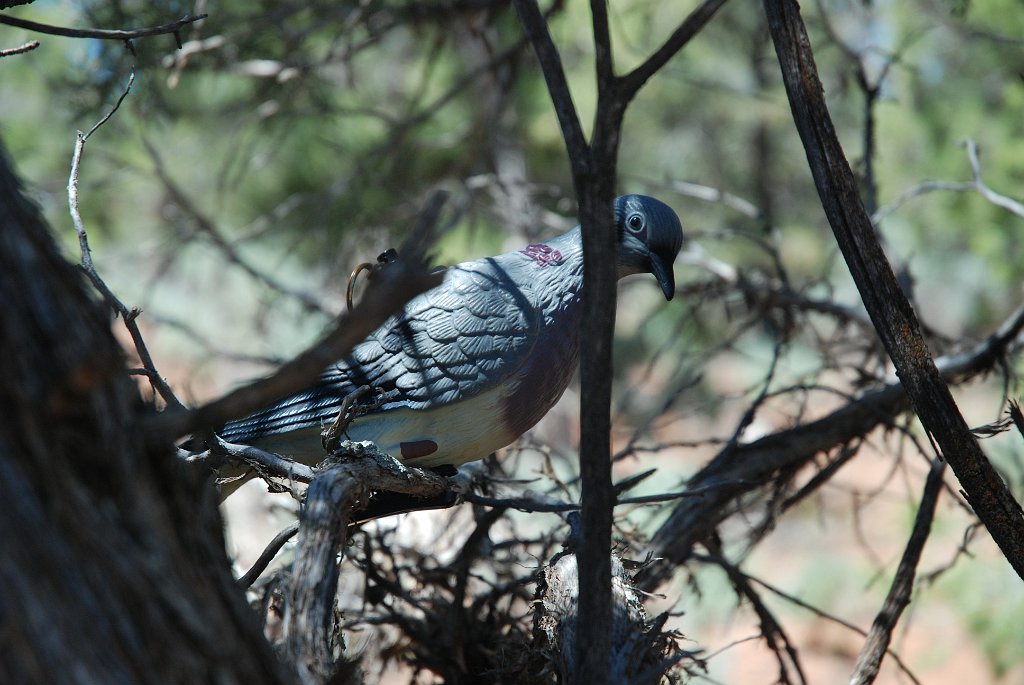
[251,382,518,469]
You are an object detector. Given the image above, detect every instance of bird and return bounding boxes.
[216,195,683,494]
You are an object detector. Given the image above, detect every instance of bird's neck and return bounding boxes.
[516,227,583,279]
[534,226,637,281]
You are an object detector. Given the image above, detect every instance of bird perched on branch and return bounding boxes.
[217,195,683,494]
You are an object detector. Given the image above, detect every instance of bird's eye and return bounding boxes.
[627,213,644,233]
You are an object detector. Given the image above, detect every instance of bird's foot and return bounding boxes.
[321,384,374,452]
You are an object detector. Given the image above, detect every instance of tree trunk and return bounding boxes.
[0,142,286,685]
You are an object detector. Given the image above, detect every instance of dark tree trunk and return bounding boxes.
[0,142,286,684]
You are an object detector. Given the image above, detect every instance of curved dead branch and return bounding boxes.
[639,302,1024,591]
[280,442,450,684]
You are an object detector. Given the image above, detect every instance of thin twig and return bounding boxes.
[237,522,299,589]
[849,458,946,685]
[70,72,136,270]
[872,180,975,225]
[67,71,185,411]
[463,492,578,513]
[0,40,39,57]
[705,549,807,685]
[704,558,923,685]
[0,12,206,44]
[618,0,728,97]
[667,179,761,219]
[962,139,1024,219]
[873,140,1024,224]
[616,480,750,505]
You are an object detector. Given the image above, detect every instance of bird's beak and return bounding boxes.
[650,253,676,301]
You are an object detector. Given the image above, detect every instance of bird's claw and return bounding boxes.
[321,384,374,453]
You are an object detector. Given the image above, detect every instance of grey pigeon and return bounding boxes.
[218,195,683,482]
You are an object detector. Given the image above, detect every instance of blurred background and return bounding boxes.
[3,0,1024,682]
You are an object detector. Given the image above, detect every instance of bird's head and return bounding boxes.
[614,194,684,300]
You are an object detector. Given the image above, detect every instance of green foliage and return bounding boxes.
[937,558,1024,677]
[7,0,1019,325]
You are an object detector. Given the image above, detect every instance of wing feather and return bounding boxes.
[218,256,540,444]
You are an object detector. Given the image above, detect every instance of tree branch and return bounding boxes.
[640,300,1024,590]
[0,39,38,57]
[706,548,808,685]
[872,139,1024,224]
[849,458,945,685]
[510,3,617,679]
[0,12,206,45]
[962,138,1024,220]
[282,442,449,683]
[67,71,186,412]
[510,0,590,176]
[512,3,724,679]
[618,0,728,99]
[590,0,613,90]
[238,522,300,590]
[762,0,1024,579]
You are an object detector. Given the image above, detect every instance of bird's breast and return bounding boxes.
[346,379,520,468]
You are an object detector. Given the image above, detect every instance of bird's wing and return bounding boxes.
[218,256,542,443]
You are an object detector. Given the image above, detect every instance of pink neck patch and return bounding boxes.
[521,244,563,267]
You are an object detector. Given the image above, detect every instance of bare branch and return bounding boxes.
[590,0,613,89]
[872,180,975,225]
[849,458,945,685]
[463,492,578,513]
[511,3,619,678]
[962,139,1024,220]
[0,12,206,44]
[512,2,732,680]
[282,442,449,683]
[873,140,1024,224]
[619,0,728,98]
[67,71,185,412]
[510,0,589,175]
[0,39,39,57]
[641,300,1024,589]
[238,522,299,590]
[69,73,135,272]
[667,179,761,219]
[763,0,1024,579]
[214,437,316,487]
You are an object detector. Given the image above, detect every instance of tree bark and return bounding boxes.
[762,0,1024,578]
[0,142,286,684]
